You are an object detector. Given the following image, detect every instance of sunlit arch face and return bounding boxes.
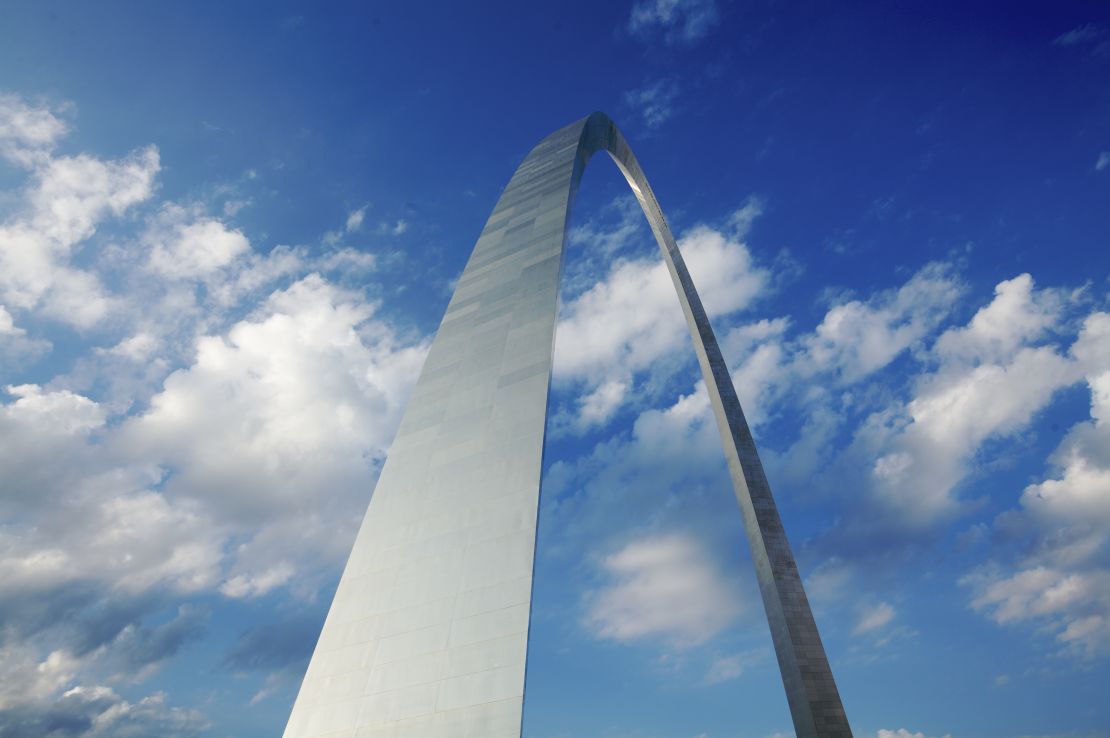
[284,113,852,738]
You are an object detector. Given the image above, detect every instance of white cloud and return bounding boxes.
[0,306,19,335]
[345,205,366,232]
[0,272,429,721]
[0,93,69,168]
[876,730,951,738]
[30,148,159,245]
[0,647,78,710]
[567,196,647,263]
[0,305,50,363]
[0,109,159,327]
[68,687,208,737]
[551,265,1100,668]
[2,383,104,438]
[315,246,376,273]
[0,91,431,643]
[0,648,208,738]
[378,218,408,236]
[933,273,1065,363]
[207,243,309,307]
[576,379,630,428]
[628,0,720,45]
[1053,24,1104,47]
[322,206,380,245]
[722,318,790,426]
[102,331,161,362]
[623,78,680,129]
[968,567,1108,625]
[0,92,442,733]
[118,274,427,590]
[222,198,250,216]
[853,601,896,634]
[0,665,208,738]
[219,563,296,599]
[802,262,963,383]
[703,649,763,684]
[853,274,1082,527]
[1097,151,1110,172]
[803,557,855,607]
[147,207,251,279]
[728,196,764,239]
[964,312,1110,657]
[554,206,769,428]
[583,533,743,648]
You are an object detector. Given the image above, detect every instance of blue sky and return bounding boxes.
[1,1,1109,737]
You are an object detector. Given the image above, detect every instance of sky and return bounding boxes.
[1,1,1109,737]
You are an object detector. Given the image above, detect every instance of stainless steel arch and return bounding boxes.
[284,113,852,738]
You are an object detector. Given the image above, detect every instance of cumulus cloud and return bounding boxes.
[549,259,965,532]
[122,274,425,523]
[545,256,972,615]
[0,275,426,727]
[554,201,770,429]
[583,533,744,648]
[147,210,250,279]
[0,645,207,738]
[0,93,69,167]
[0,647,79,711]
[0,122,159,326]
[0,682,208,738]
[0,91,433,731]
[964,312,1110,658]
[801,262,964,384]
[549,250,1108,678]
[0,96,161,331]
[628,0,720,45]
[0,383,226,605]
[851,274,1083,528]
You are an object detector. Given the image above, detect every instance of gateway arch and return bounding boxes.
[284,113,852,738]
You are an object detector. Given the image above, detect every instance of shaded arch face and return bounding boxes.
[284,114,852,738]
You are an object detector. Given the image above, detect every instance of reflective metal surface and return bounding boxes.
[284,113,852,738]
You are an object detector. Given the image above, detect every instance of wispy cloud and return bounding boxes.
[703,649,764,684]
[378,218,408,236]
[345,205,366,232]
[623,78,681,129]
[853,601,896,635]
[877,730,952,738]
[1053,24,1105,47]
[628,0,719,45]
[1096,151,1110,171]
